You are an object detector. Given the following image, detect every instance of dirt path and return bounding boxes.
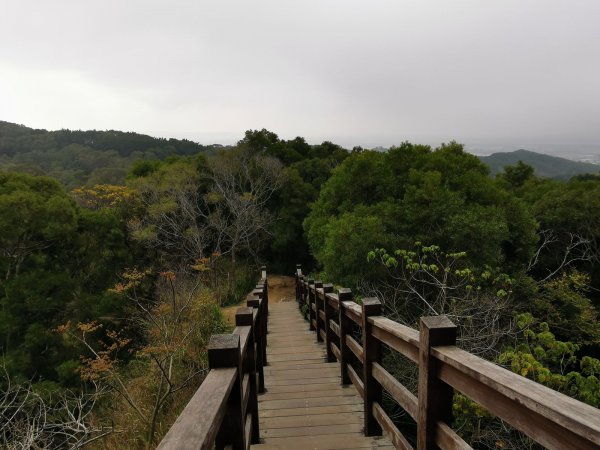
[267,274,296,303]
[222,275,295,327]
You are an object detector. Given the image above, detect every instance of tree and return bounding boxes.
[0,173,77,284]
[208,148,284,262]
[499,314,600,407]
[304,142,537,284]
[59,269,225,447]
[0,367,112,449]
[498,161,536,189]
[367,243,514,357]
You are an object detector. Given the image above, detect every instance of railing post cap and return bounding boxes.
[235,307,254,326]
[323,283,334,292]
[420,315,456,330]
[314,280,323,287]
[296,264,302,269]
[338,288,352,300]
[208,334,240,368]
[247,297,260,308]
[308,278,315,284]
[362,297,381,307]
[362,297,382,316]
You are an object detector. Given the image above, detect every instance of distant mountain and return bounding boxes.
[479,149,600,180]
[0,121,224,188]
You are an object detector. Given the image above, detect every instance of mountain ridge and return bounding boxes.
[479,149,600,179]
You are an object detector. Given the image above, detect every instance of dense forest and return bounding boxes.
[0,125,599,448]
[0,121,224,188]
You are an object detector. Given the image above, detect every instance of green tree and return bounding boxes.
[304,142,537,284]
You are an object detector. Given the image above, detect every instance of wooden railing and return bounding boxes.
[158,268,268,450]
[295,265,600,450]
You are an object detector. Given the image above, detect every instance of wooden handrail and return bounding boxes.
[158,271,268,450]
[294,265,600,450]
[157,367,237,450]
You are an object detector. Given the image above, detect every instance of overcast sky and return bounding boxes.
[1,0,599,150]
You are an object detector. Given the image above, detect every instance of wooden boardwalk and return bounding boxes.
[253,301,393,450]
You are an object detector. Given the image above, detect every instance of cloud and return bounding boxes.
[1,0,599,148]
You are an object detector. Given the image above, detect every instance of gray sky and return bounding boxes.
[1,0,599,150]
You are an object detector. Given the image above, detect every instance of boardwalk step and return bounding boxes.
[253,302,392,449]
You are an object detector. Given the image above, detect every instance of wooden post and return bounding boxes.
[253,287,267,349]
[295,264,302,305]
[338,288,352,385]
[362,298,383,436]
[322,283,335,362]
[209,334,244,450]
[314,281,324,342]
[307,279,315,331]
[235,308,259,444]
[301,276,308,320]
[417,316,457,450]
[260,265,268,320]
[246,295,265,392]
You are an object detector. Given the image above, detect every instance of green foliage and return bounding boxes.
[500,314,600,407]
[238,129,349,273]
[513,271,600,348]
[0,172,132,385]
[305,142,537,284]
[497,161,536,189]
[0,120,217,188]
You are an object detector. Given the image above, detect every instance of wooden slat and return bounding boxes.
[435,422,472,450]
[260,395,362,410]
[330,342,341,362]
[433,346,600,450]
[346,335,364,361]
[242,373,250,417]
[157,367,237,450]
[347,365,364,398]
[369,316,419,363]
[326,292,340,310]
[319,329,326,341]
[372,402,413,450]
[372,362,418,420]
[329,319,340,337]
[245,414,252,450]
[261,422,363,438]
[343,301,362,325]
[319,310,326,321]
[311,319,317,329]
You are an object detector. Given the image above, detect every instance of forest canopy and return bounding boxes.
[0,124,599,448]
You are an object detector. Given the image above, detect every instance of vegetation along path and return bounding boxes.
[252,279,392,450]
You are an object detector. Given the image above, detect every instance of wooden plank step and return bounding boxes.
[253,434,393,449]
[253,299,392,449]
[259,404,363,419]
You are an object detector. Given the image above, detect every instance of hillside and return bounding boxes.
[0,121,224,187]
[480,149,600,179]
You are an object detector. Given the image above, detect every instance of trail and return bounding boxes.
[222,275,295,326]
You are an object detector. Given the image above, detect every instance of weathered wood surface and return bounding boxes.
[157,368,237,450]
[297,269,600,450]
[253,301,392,449]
